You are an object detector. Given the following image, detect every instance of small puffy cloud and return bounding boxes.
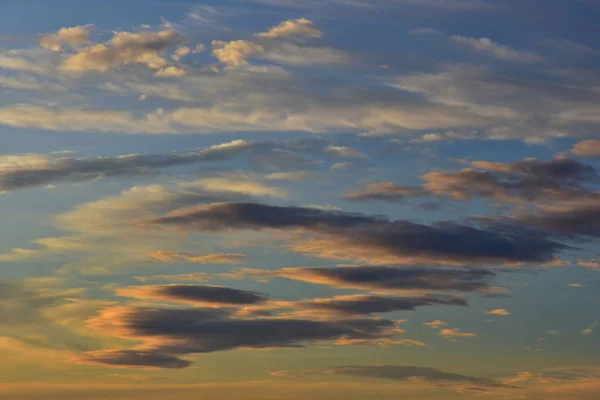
[485,309,511,316]
[423,320,447,328]
[171,46,191,61]
[40,25,92,51]
[211,18,348,67]
[572,139,600,158]
[439,328,477,338]
[155,66,186,77]
[193,44,206,53]
[581,322,599,335]
[211,40,264,66]
[255,18,322,39]
[61,29,184,72]
[452,35,543,62]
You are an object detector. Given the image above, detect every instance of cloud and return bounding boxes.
[81,305,402,368]
[61,29,184,72]
[150,251,247,264]
[266,171,312,181]
[185,177,288,198]
[147,202,567,265]
[424,320,447,328]
[211,40,264,66]
[451,36,543,62]
[572,139,600,157]
[439,328,477,338]
[0,278,102,352]
[288,294,466,316]
[116,285,269,306]
[275,265,495,292]
[488,198,600,238]
[329,365,513,388]
[345,182,428,202]
[581,321,599,335]
[346,156,599,203]
[40,25,92,51]
[77,349,191,369]
[578,256,600,270]
[485,309,511,316]
[0,139,326,193]
[155,66,186,77]
[392,65,600,141]
[0,54,48,73]
[255,18,322,39]
[0,74,65,92]
[211,18,349,67]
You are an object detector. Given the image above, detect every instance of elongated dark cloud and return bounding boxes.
[81,305,400,368]
[486,199,600,238]
[80,349,191,369]
[148,202,567,265]
[277,266,494,292]
[0,138,357,193]
[330,365,516,389]
[297,294,467,315]
[345,183,427,202]
[116,285,269,306]
[346,156,599,203]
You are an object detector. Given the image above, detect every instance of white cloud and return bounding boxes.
[61,29,184,72]
[452,35,544,62]
[255,18,322,39]
[40,25,92,52]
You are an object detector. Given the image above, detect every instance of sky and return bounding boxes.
[0,0,599,399]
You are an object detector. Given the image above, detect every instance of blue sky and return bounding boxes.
[0,1,599,399]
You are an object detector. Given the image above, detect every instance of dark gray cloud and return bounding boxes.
[278,266,495,292]
[82,305,400,368]
[330,365,516,389]
[149,202,567,265]
[485,199,600,238]
[117,284,269,305]
[299,294,467,315]
[346,156,599,203]
[346,183,428,202]
[81,349,191,369]
[0,137,347,193]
